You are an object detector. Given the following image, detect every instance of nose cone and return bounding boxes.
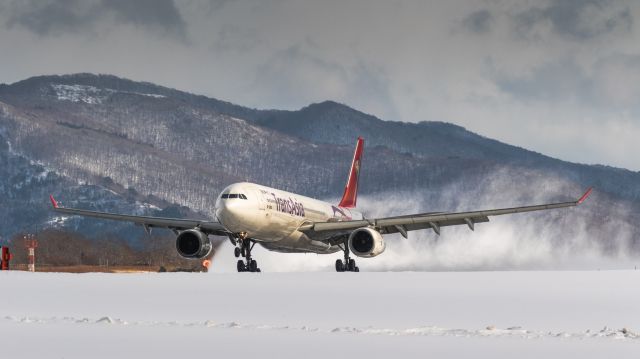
[216,198,247,232]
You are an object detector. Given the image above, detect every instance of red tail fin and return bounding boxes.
[49,194,59,208]
[339,137,364,208]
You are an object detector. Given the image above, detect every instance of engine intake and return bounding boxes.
[348,227,386,258]
[176,229,212,259]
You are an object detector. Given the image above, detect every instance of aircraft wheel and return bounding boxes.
[348,259,356,272]
[249,260,258,272]
[354,267,360,272]
[335,259,344,272]
[234,247,241,258]
[256,268,261,273]
[237,260,246,272]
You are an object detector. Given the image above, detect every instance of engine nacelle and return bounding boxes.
[348,227,386,258]
[176,229,212,259]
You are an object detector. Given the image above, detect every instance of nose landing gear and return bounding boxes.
[234,236,261,273]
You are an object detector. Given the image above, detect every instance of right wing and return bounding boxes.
[49,195,229,235]
[301,188,593,240]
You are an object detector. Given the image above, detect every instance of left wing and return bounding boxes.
[301,188,593,239]
[49,195,229,235]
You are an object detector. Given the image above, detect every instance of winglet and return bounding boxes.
[338,137,364,208]
[49,194,59,208]
[577,187,593,205]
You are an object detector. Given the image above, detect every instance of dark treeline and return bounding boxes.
[4,229,214,271]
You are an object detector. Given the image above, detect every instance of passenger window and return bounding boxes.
[228,194,238,199]
[221,194,229,199]
[239,194,247,200]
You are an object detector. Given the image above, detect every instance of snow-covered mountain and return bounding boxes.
[0,73,638,256]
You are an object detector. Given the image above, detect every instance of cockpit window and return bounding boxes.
[221,192,248,200]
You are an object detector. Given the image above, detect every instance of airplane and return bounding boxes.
[50,137,593,272]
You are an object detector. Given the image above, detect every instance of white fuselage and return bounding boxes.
[214,182,363,254]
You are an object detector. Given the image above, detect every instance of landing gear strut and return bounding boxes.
[335,243,359,272]
[235,237,261,273]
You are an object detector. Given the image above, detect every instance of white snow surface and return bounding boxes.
[51,83,165,104]
[1,270,638,358]
[52,84,106,104]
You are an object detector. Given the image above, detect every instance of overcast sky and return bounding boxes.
[1,0,639,170]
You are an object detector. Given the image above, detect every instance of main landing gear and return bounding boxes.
[233,236,261,273]
[335,243,359,272]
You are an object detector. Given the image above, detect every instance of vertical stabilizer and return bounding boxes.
[339,137,364,208]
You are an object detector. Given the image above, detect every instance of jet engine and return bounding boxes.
[348,227,386,258]
[176,229,212,259]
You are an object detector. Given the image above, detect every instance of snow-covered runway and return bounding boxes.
[1,270,638,358]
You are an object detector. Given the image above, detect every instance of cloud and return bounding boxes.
[101,0,187,39]
[593,54,640,107]
[253,43,350,105]
[4,0,98,36]
[489,53,640,111]
[492,58,594,104]
[251,42,400,120]
[462,9,493,34]
[3,0,187,40]
[511,0,633,40]
[201,0,236,13]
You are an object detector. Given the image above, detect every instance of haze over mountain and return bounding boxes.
[0,73,638,264]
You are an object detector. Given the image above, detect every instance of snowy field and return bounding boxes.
[1,270,639,358]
